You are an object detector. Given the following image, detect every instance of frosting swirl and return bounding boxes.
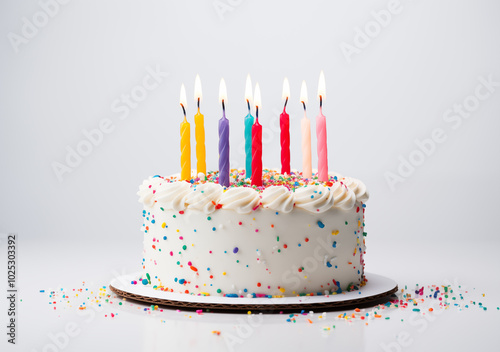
[137,170,369,214]
[220,187,261,214]
[184,183,223,213]
[137,176,164,207]
[293,185,334,213]
[341,177,369,203]
[154,181,191,211]
[330,182,356,210]
[260,186,294,213]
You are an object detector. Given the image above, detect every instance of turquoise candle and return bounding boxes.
[244,74,254,179]
[244,100,254,179]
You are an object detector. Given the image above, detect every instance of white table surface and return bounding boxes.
[1,237,498,352]
[1,1,499,351]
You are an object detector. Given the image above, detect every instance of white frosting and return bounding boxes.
[139,172,369,297]
[142,204,366,296]
[184,183,223,213]
[293,185,334,213]
[328,171,344,180]
[154,181,191,211]
[137,174,369,214]
[137,177,163,207]
[330,182,356,210]
[220,187,261,214]
[341,177,369,203]
[260,186,294,213]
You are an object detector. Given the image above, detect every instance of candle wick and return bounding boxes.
[180,103,186,117]
[319,95,323,109]
[284,97,288,111]
[246,99,250,113]
[302,101,306,112]
[256,106,259,119]
[197,97,200,111]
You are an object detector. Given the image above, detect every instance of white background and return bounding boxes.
[1,0,500,351]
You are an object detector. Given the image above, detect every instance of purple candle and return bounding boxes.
[218,78,230,187]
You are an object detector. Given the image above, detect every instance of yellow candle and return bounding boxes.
[194,110,206,175]
[194,75,206,176]
[179,84,191,180]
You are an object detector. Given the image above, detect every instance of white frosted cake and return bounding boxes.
[137,169,369,298]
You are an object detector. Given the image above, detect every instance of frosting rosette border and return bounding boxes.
[137,169,369,214]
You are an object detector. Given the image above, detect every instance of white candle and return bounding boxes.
[300,80,312,179]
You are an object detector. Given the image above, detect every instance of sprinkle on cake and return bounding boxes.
[138,169,369,298]
[153,168,347,191]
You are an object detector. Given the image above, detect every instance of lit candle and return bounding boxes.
[316,71,328,182]
[251,83,263,187]
[300,81,312,180]
[179,84,191,181]
[193,75,206,176]
[218,78,230,187]
[280,77,291,175]
[244,74,254,179]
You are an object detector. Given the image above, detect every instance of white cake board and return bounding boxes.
[109,272,398,313]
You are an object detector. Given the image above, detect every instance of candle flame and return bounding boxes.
[282,77,290,101]
[244,74,253,104]
[300,80,308,105]
[254,83,262,109]
[194,74,202,102]
[219,78,227,104]
[179,84,187,109]
[317,70,326,100]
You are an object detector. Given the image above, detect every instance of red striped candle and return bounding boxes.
[280,77,290,175]
[251,83,263,187]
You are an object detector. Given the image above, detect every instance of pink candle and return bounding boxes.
[316,71,328,182]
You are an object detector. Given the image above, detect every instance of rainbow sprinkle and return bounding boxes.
[154,169,344,192]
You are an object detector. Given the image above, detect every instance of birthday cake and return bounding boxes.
[137,169,369,298]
